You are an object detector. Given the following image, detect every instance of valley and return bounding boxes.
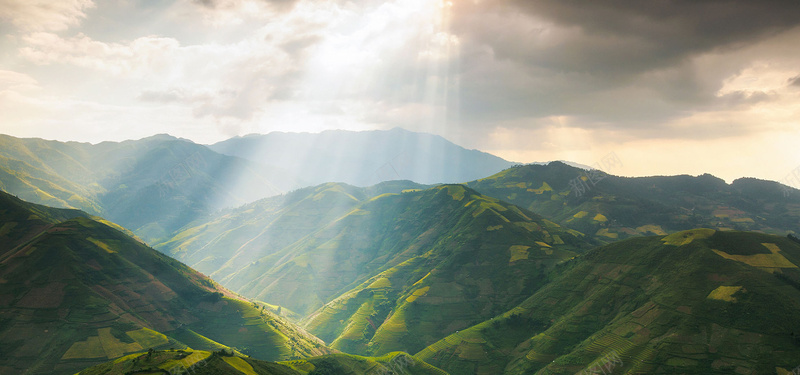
[0,132,799,374]
[4,0,800,373]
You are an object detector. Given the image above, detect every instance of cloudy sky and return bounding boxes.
[1,0,800,184]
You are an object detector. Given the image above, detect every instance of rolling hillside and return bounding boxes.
[155,180,432,282]
[0,192,328,375]
[209,128,516,186]
[467,162,800,242]
[0,134,303,242]
[77,349,447,375]
[161,183,596,357]
[416,229,800,374]
[293,184,592,356]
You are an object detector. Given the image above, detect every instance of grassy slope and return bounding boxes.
[77,349,448,375]
[0,154,103,215]
[0,192,328,375]
[155,181,431,282]
[416,229,800,374]
[467,162,800,242]
[227,184,591,357]
[161,183,593,357]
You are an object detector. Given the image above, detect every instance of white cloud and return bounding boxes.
[0,0,94,31]
[0,70,39,91]
[3,0,800,182]
[169,0,293,28]
[19,33,180,77]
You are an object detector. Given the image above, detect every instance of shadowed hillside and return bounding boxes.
[0,192,328,375]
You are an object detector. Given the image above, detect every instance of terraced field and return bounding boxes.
[76,349,448,375]
[0,191,329,375]
[467,162,800,242]
[295,185,592,357]
[417,230,800,374]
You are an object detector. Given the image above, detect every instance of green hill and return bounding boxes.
[167,184,593,357]
[0,153,104,215]
[467,162,800,242]
[0,192,328,375]
[416,229,800,374]
[155,181,432,285]
[76,349,447,375]
[0,134,303,243]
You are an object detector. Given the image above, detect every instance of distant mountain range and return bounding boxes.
[0,134,301,243]
[0,190,328,375]
[2,130,800,374]
[0,129,516,243]
[160,162,800,289]
[467,162,800,241]
[151,161,800,373]
[208,128,516,186]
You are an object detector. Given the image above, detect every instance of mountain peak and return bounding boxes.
[208,128,515,186]
[138,133,183,142]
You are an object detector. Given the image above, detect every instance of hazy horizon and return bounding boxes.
[1,0,799,185]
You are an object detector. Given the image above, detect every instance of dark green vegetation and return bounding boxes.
[416,229,800,374]
[4,134,800,375]
[0,134,302,243]
[160,183,594,357]
[209,128,515,186]
[467,162,800,242]
[0,191,328,375]
[77,349,447,375]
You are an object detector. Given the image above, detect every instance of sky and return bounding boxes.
[1,0,799,184]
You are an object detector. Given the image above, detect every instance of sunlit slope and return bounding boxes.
[0,153,104,215]
[0,192,328,375]
[0,134,303,243]
[77,349,447,375]
[213,185,593,356]
[156,180,431,281]
[467,162,800,241]
[209,128,515,186]
[417,229,800,374]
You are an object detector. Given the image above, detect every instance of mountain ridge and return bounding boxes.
[0,190,329,375]
[0,134,304,243]
[416,229,800,374]
[466,161,800,242]
[157,182,596,358]
[208,128,516,187]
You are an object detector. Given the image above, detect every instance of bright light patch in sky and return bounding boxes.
[1,0,800,183]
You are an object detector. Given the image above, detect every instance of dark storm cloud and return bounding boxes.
[512,0,800,63]
[444,0,800,132]
[790,75,800,87]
